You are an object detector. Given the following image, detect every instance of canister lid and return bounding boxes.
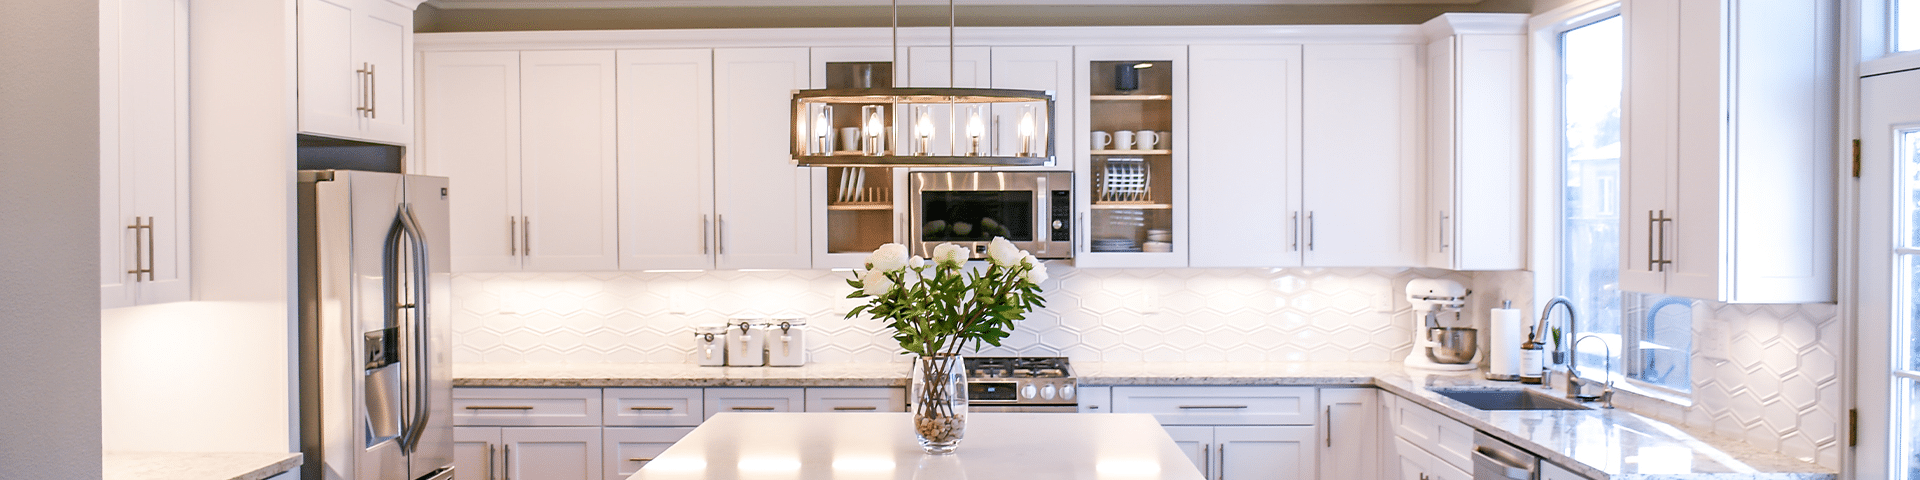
[693,324,728,334]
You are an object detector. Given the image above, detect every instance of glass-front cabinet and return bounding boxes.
[811,50,907,268]
[1075,46,1187,267]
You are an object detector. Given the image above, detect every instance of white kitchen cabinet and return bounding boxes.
[603,388,704,427]
[1319,388,1379,480]
[1074,45,1189,268]
[1187,44,1304,268]
[422,50,620,272]
[504,427,602,480]
[602,427,694,480]
[454,387,604,427]
[1618,0,1835,302]
[1162,425,1316,480]
[298,0,419,145]
[1112,386,1317,426]
[454,426,501,480]
[714,48,815,270]
[99,0,190,309]
[456,388,604,480]
[1077,385,1112,413]
[990,46,1076,171]
[1383,393,1473,473]
[804,387,906,412]
[703,387,805,418]
[1422,14,1526,271]
[1301,44,1424,267]
[616,48,717,271]
[1393,435,1472,480]
[809,47,907,269]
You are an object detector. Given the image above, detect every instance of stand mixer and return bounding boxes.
[1404,279,1476,371]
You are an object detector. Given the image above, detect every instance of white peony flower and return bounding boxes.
[862,269,896,296]
[1021,256,1049,285]
[985,237,1022,266]
[866,243,911,272]
[909,255,926,269]
[931,243,969,267]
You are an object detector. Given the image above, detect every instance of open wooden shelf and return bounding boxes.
[1091,202,1173,210]
[827,203,893,211]
[1090,94,1173,101]
[1091,149,1171,155]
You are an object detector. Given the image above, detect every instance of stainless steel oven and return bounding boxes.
[909,171,1073,259]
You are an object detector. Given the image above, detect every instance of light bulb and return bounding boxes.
[966,108,984,139]
[917,109,934,139]
[866,110,883,137]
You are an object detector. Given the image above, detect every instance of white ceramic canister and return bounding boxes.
[765,316,807,367]
[725,316,766,366]
[693,324,728,366]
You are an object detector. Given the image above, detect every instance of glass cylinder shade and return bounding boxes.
[791,87,1054,167]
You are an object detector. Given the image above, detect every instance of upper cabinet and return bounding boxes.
[1075,45,1189,268]
[1300,44,1424,267]
[617,49,718,271]
[299,0,421,145]
[1619,0,1835,302]
[713,48,815,270]
[810,48,903,270]
[100,0,190,309]
[989,46,1076,171]
[1187,44,1304,268]
[1422,14,1526,271]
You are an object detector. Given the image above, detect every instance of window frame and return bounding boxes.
[1530,0,1695,405]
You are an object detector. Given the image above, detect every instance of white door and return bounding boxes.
[519,50,620,272]
[602,427,694,480]
[1301,44,1422,267]
[714,48,814,270]
[1857,67,1920,480]
[454,427,500,480]
[424,51,523,272]
[1187,44,1303,268]
[1215,426,1314,480]
[617,48,716,271]
[1318,388,1378,480]
[353,0,413,144]
[1161,426,1214,480]
[991,46,1075,169]
[297,0,358,140]
[503,427,602,480]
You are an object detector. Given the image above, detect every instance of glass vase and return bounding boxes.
[910,354,968,455]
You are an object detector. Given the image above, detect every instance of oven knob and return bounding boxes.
[1052,219,1064,229]
[1021,384,1037,399]
[1061,384,1076,400]
[1040,384,1057,400]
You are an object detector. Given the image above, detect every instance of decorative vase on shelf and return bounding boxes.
[911,354,968,454]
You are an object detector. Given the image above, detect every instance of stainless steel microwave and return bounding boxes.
[908,171,1073,259]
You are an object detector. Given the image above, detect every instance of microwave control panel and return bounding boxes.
[1050,190,1072,243]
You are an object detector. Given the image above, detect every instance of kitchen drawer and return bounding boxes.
[1112,386,1318,425]
[604,388,704,427]
[804,387,905,412]
[603,427,695,480]
[1077,386,1113,413]
[703,387,805,419]
[1385,393,1473,471]
[454,387,603,427]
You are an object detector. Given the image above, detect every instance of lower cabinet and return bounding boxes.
[603,427,695,480]
[1319,388,1380,480]
[1166,425,1317,480]
[1392,435,1471,480]
[1383,393,1474,480]
[704,387,805,418]
[455,426,603,480]
[804,387,906,412]
[1113,386,1320,480]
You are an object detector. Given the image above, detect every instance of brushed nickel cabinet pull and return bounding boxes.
[144,217,155,280]
[508,216,517,256]
[503,444,512,480]
[367,63,377,118]
[1325,406,1333,446]
[1200,442,1209,479]
[1438,211,1450,251]
[126,219,144,280]
[522,216,531,256]
[701,215,710,254]
[715,215,725,255]
[629,406,675,411]
[465,405,535,410]
[1177,405,1248,409]
[1216,444,1225,480]
[833,406,878,411]
[1307,211,1316,251]
[1290,211,1300,252]
[1646,210,1657,271]
[731,406,776,411]
[629,457,654,462]
[487,444,496,480]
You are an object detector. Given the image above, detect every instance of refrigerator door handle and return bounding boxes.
[401,203,434,454]
[382,206,414,452]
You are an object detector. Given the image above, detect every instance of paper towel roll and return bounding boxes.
[1488,308,1524,380]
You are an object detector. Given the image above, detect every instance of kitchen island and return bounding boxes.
[626,412,1202,480]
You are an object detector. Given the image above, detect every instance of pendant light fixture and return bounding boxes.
[791,0,1054,167]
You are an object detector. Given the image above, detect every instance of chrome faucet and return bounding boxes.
[1530,296,1577,386]
[1569,334,1615,408]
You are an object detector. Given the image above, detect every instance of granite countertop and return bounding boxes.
[454,361,1835,479]
[104,452,301,480]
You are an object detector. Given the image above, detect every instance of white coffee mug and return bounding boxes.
[839,127,862,153]
[1114,130,1135,150]
[1135,130,1160,149]
[1092,131,1113,149]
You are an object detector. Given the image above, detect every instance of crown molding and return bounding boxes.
[415,25,1428,51]
[424,0,1479,9]
[1419,12,1527,42]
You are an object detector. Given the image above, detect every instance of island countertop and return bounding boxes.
[103,452,302,480]
[627,412,1201,480]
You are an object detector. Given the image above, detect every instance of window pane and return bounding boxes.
[1628,295,1692,391]
[1560,15,1624,367]
[1903,378,1920,480]
[1905,131,1920,247]
[1902,0,1920,52]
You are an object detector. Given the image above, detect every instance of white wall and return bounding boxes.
[99,0,302,453]
[0,0,104,477]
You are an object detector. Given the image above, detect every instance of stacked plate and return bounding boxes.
[1092,238,1140,253]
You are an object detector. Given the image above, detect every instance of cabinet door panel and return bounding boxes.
[991,46,1074,170]
[503,427,601,480]
[603,427,694,480]
[713,48,814,270]
[454,427,500,480]
[520,50,620,272]
[424,51,522,272]
[354,0,413,144]
[1302,44,1422,267]
[297,0,358,138]
[1216,426,1315,480]
[1188,44,1303,268]
[1392,436,1434,480]
[1619,0,1679,294]
[1319,388,1378,480]
[617,49,715,271]
[1162,426,1213,479]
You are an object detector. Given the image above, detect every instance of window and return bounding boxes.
[1553,13,1692,395]
[1901,0,1920,52]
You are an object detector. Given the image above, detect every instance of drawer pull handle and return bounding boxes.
[1177,405,1249,409]
[732,406,777,411]
[628,457,654,462]
[629,406,675,411]
[833,406,878,411]
[465,405,535,410]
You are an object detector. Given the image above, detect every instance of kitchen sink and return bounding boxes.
[1429,389,1590,411]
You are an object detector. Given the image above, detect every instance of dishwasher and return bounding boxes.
[1473,431,1540,480]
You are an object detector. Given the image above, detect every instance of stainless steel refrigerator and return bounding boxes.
[299,170,455,480]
